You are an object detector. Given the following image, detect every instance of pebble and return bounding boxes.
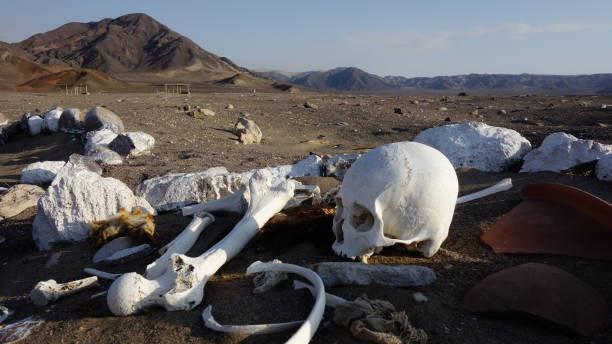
[412,292,428,303]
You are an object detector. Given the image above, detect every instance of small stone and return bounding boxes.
[234,117,262,144]
[304,102,318,109]
[198,108,215,116]
[497,109,507,115]
[412,292,428,303]
[393,108,403,114]
[226,104,234,109]
[471,110,479,116]
[410,99,419,105]
[438,107,448,111]
[183,105,191,111]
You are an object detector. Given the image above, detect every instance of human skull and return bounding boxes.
[332,141,458,260]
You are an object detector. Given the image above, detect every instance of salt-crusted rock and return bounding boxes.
[0,184,45,220]
[28,115,44,136]
[42,107,63,132]
[108,132,155,157]
[86,144,123,165]
[32,161,154,250]
[595,154,612,182]
[135,167,237,212]
[20,112,37,131]
[234,117,262,144]
[414,122,532,172]
[84,128,119,154]
[21,161,66,185]
[521,132,612,173]
[84,107,124,133]
[58,109,82,133]
[323,153,361,180]
[136,155,323,212]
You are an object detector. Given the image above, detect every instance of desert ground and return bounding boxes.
[0,89,611,344]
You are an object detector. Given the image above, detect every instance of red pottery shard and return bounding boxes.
[481,183,612,260]
[464,263,607,336]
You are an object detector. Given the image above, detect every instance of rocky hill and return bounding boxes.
[15,13,243,81]
[258,67,612,94]
[0,42,53,90]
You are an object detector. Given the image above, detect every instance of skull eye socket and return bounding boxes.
[350,203,374,232]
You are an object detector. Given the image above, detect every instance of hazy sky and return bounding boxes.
[1,1,611,77]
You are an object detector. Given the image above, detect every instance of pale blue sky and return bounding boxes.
[1,1,611,77]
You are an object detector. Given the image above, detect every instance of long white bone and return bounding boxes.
[146,212,215,278]
[84,268,121,280]
[107,170,296,316]
[181,188,247,217]
[202,261,326,344]
[29,276,98,306]
[293,280,347,308]
[456,178,513,204]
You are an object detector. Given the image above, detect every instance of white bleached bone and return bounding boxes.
[84,268,121,280]
[202,260,325,344]
[93,236,134,263]
[181,187,247,216]
[146,213,215,279]
[283,184,321,209]
[316,262,436,288]
[29,276,98,306]
[456,178,513,204]
[293,280,347,308]
[90,291,108,300]
[107,170,296,316]
[103,244,151,263]
[332,141,459,260]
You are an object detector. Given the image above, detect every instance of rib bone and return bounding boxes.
[456,178,513,204]
[107,170,296,316]
[29,276,98,306]
[202,260,326,344]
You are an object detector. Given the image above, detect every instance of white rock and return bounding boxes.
[520,132,612,173]
[108,132,155,157]
[136,156,323,212]
[58,108,82,133]
[0,184,45,220]
[315,262,436,288]
[20,161,66,185]
[234,117,262,144]
[414,122,532,172]
[104,244,151,262]
[412,292,428,303]
[84,128,118,154]
[32,161,155,250]
[86,145,123,165]
[42,107,63,132]
[595,154,612,182]
[28,115,44,136]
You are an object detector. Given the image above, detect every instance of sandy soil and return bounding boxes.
[0,90,611,344]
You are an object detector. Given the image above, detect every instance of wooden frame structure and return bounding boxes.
[59,84,89,95]
[156,84,191,94]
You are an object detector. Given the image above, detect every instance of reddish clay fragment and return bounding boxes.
[482,183,612,260]
[464,263,607,336]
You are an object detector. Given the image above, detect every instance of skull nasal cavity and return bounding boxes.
[350,203,374,232]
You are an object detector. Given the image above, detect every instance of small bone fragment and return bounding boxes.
[203,260,326,344]
[103,244,150,263]
[146,213,215,278]
[29,277,98,306]
[0,305,13,324]
[181,187,246,216]
[412,292,428,303]
[316,262,436,288]
[84,268,121,280]
[283,185,321,209]
[252,259,288,294]
[293,280,347,308]
[90,291,108,300]
[456,178,513,204]
[93,236,134,263]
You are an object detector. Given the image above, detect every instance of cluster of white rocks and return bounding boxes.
[413,121,611,181]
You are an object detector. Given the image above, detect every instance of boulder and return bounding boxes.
[28,115,44,136]
[42,107,63,132]
[58,108,82,133]
[137,155,323,212]
[521,132,612,173]
[84,107,124,133]
[68,154,103,175]
[84,128,119,154]
[234,117,262,144]
[86,144,123,165]
[21,161,66,185]
[108,132,155,157]
[464,263,607,335]
[595,154,612,182]
[0,184,45,220]
[32,161,154,250]
[414,121,532,172]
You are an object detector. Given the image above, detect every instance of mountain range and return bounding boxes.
[1,13,611,94]
[256,67,612,94]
